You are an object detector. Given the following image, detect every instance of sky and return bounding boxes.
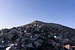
[0,0,75,29]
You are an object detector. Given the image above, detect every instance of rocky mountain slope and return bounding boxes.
[0,21,75,50]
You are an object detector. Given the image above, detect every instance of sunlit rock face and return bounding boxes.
[0,21,75,50]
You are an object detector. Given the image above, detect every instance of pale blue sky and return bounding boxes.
[0,0,75,29]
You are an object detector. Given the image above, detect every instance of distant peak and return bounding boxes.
[34,20,42,23]
[32,20,46,24]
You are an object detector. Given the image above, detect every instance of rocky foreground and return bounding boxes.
[0,21,75,50]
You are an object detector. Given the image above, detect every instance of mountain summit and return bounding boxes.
[0,21,75,50]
